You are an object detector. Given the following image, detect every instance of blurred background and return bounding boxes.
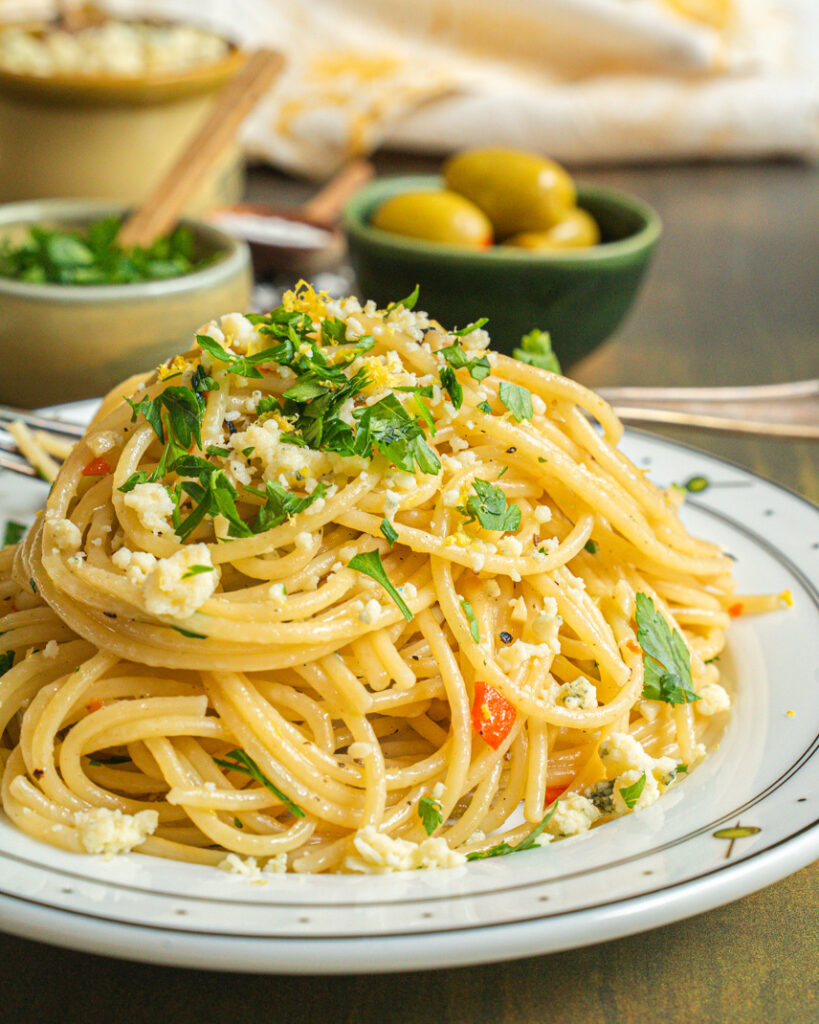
[0,0,815,413]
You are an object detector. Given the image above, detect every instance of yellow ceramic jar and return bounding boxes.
[0,199,252,408]
[0,45,246,210]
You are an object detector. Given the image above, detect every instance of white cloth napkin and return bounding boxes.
[6,0,818,176]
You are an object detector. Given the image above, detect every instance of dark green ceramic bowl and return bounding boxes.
[343,175,661,366]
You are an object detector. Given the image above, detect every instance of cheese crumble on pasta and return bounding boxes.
[0,284,781,873]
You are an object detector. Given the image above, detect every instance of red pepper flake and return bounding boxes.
[82,457,112,477]
[85,699,103,713]
[626,639,642,655]
[32,768,44,780]
[544,784,567,804]
[471,681,516,750]
[728,602,744,618]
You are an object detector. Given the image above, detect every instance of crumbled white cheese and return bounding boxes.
[534,505,553,523]
[545,793,601,837]
[42,640,59,660]
[557,677,597,711]
[347,742,373,759]
[73,807,158,859]
[431,782,445,800]
[294,531,313,551]
[123,482,175,535]
[263,853,288,874]
[598,731,680,814]
[111,547,158,585]
[218,853,261,879]
[485,580,501,599]
[269,583,287,606]
[87,430,121,457]
[142,544,219,619]
[695,682,731,716]
[344,826,465,873]
[499,536,523,558]
[47,517,82,554]
[358,598,382,625]
[470,553,486,573]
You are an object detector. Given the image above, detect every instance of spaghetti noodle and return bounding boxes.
[0,285,785,874]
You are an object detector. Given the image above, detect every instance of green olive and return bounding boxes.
[443,148,576,237]
[504,207,601,250]
[371,190,493,248]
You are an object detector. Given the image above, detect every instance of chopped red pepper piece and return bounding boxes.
[728,602,744,618]
[544,785,567,805]
[625,639,642,655]
[471,681,516,750]
[82,457,112,477]
[85,699,103,713]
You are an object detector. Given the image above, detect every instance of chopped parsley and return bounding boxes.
[513,329,561,374]
[466,801,559,860]
[619,773,647,809]
[380,518,399,547]
[196,335,284,380]
[168,625,208,639]
[126,385,203,449]
[348,549,412,621]
[438,365,463,410]
[461,599,480,642]
[440,344,491,382]
[418,795,443,836]
[2,521,26,547]
[387,284,420,311]
[181,565,215,579]
[250,480,327,533]
[635,592,700,706]
[453,318,488,337]
[213,748,304,818]
[584,540,598,554]
[354,394,440,476]
[499,381,533,422]
[477,400,493,415]
[0,650,14,676]
[0,217,214,285]
[457,479,521,533]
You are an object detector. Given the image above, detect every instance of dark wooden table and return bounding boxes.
[1,157,817,1024]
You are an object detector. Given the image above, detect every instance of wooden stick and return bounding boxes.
[300,159,375,225]
[118,49,283,249]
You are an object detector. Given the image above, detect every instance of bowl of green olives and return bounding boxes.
[343,150,661,365]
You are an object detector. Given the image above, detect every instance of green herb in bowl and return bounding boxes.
[0,215,214,285]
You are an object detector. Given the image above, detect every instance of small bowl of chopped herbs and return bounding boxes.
[0,198,251,407]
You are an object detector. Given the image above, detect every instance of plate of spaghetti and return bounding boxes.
[0,284,816,973]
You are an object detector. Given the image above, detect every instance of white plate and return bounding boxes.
[0,422,817,974]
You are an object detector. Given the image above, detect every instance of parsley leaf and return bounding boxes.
[125,386,203,449]
[453,318,488,337]
[3,521,26,547]
[619,773,647,809]
[418,795,443,835]
[635,592,700,705]
[388,284,420,311]
[181,565,215,579]
[0,650,14,675]
[252,480,327,533]
[457,479,521,533]
[461,599,480,642]
[439,365,463,409]
[354,394,440,476]
[440,344,491,382]
[213,748,304,818]
[467,801,559,860]
[380,518,398,546]
[499,381,533,422]
[168,625,208,639]
[196,335,281,379]
[584,540,598,554]
[477,400,492,415]
[348,549,412,621]
[513,329,561,373]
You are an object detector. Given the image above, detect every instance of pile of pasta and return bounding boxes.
[0,285,778,874]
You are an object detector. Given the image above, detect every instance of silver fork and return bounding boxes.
[0,379,817,479]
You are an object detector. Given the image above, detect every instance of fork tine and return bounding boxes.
[0,405,86,439]
[0,452,40,478]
